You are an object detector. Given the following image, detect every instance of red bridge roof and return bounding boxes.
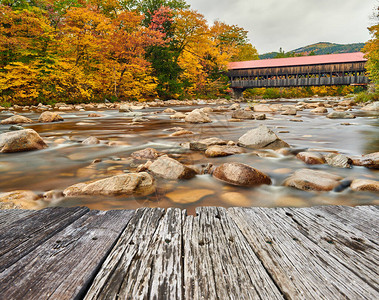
[228,52,367,70]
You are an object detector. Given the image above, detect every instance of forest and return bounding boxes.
[0,0,259,105]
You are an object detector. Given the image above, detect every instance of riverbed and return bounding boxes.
[0,98,378,214]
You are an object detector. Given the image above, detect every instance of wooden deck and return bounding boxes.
[0,205,378,299]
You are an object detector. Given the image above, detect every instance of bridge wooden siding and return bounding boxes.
[0,205,378,299]
[228,52,368,89]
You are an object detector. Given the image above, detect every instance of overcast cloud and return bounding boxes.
[186,0,378,54]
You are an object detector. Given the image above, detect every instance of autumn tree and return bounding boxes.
[363,6,379,88]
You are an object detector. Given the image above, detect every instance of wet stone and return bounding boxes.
[324,153,352,168]
[189,137,227,151]
[283,169,343,192]
[296,152,325,165]
[350,179,379,192]
[0,129,48,153]
[212,162,271,187]
[38,111,64,122]
[205,145,245,157]
[1,115,33,125]
[148,156,197,180]
[238,124,289,150]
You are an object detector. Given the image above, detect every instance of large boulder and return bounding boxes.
[205,145,245,157]
[283,169,343,191]
[63,172,155,196]
[0,129,48,153]
[238,125,289,149]
[189,137,227,151]
[1,115,33,125]
[185,109,211,123]
[148,156,196,180]
[212,162,271,187]
[38,111,64,122]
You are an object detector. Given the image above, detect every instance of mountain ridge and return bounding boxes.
[259,42,365,59]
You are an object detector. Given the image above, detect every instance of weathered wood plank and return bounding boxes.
[0,209,35,227]
[312,205,379,237]
[84,208,167,300]
[183,207,284,300]
[0,206,89,272]
[229,207,379,299]
[0,209,134,300]
[269,207,379,290]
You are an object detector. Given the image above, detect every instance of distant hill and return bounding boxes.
[259,42,365,59]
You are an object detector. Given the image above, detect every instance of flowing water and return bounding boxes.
[0,98,378,214]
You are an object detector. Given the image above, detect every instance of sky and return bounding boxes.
[186,0,378,54]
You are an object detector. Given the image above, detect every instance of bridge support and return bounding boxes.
[232,88,245,99]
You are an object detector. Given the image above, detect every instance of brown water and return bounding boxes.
[0,99,378,214]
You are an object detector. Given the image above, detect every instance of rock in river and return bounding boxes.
[283,169,343,191]
[38,111,64,122]
[185,109,211,123]
[63,172,155,196]
[327,111,355,119]
[238,125,289,150]
[189,137,227,151]
[131,148,159,160]
[0,190,41,209]
[350,179,379,192]
[1,115,33,125]
[212,162,271,187]
[324,153,352,168]
[148,155,197,180]
[166,188,214,204]
[0,129,48,153]
[205,145,245,157]
[296,152,325,165]
[231,110,255,119]
[352,152,379,169]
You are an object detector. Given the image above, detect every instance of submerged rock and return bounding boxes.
[166,188,214,204]
[148,156,196,180]
[63,172,155,196]
[185,109,211,123]
[1,115,33,125]
[189,137,227,151]
[170,130,194,137]
[238,125,289,150]
[0,129,48,153]
[38,111,64,122]
[212,162,271,187]
[205,145,245,157]
[283,169,343,191]
[350,179,379,192]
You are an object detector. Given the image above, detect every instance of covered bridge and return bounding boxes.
[228,52,368,95]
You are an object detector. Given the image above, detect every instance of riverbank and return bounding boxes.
[0,97,378,213]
